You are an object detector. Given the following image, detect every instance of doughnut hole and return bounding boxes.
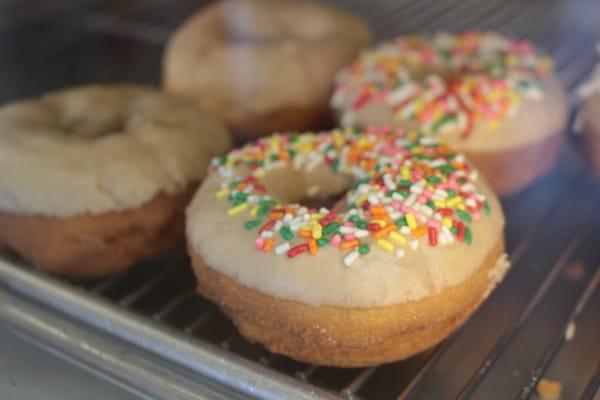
[260,163,353,211]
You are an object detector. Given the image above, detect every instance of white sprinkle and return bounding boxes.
[283,213,293,223]
[319,207,329,214]
[261,231,273,239]
[409,240,419,250]
[400,226,411,235]
[305,156,323,172]
[354,229,369,238]
[275,242,291,255]
[368,194,380,205]
[383,174,397,190]
[307,185,320,197]
[274,221,282,231]
[343,250,360,267]
[395,248,405,258]
[340,226,355,234]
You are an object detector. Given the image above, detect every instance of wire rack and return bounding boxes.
[0,0,599,399]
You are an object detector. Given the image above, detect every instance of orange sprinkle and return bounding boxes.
[236,183,247,190]
[308,239,318,255]
[263,238,274,252]
[412,227,428,237]
[340,239,360,250]
[370,205,386,215]
[268,210,285,219]
[373,224,396,239]
[299,230,312,239]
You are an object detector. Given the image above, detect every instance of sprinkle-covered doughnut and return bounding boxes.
[207,127,488,265]
[331,32,569,195]
[187,127,507,366]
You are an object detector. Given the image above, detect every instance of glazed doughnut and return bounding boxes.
[331,32,569,195]
[0,85,231,279]
[576,44,600,174]
[163,0,371,140]
[187,127,509,367]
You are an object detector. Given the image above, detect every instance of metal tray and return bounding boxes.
[0,0,599,399]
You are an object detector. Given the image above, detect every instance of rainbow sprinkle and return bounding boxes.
[331,31,552,138]
[209,127,491,267]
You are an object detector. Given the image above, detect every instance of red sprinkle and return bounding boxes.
[259,220,275,234]
[367,223,381,232]
[287,243,309,258]
[438,208,454,216]
[428,227,438,246]
[456,222,465,242]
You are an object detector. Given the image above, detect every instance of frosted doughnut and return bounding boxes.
[0,84,231,278]
[163,0,371,139]
[187,127,508,367]
[331,32,569,195]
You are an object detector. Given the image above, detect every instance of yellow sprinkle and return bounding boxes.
[310,213,323,220]
[355,194,368,206]
[300,225,312,232]
[250,206,259,217]
[457,204,466,211]
[406,213,417,229]
[227,203,248,216]
[401,167,411,180]
[312,224,322,239]
[434,200,446,209]
[372,219,387,227]
[442,218,453,228]
[446,196,462,207]
[389,231,407,245]
[377,239,394,253]
[216,189,230,199]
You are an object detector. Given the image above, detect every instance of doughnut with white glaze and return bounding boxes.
[187,127,508,366]
[331,32,569,195]
[0,85,231,279]
[163,0,371,140]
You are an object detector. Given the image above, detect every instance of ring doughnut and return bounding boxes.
[187,127,508,367]
[0,85,231,279]
[331,31,569,195]
[163,0,371,140]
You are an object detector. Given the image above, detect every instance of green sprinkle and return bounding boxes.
[357,220,367,229]
[426,199,436,210]
[269,154,279,161]
[483,201,491,215]
[244,219,261,230]
[331,159,340,172]
[451,226,458,235]
[427,176,442,184]
[456,209,472,223]
[440,164,453,174]
[465,227,472,245]
[317,238,329,247]
[395,217,407,227]
[349,215,360,223]
[399,179,412,187]
[358,244,370,255]
[323,221,340,236]
[280,226,293,241]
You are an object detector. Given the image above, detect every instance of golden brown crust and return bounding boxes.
[189,237,504,367]
[466,127,565,196]
[0,186,196,279]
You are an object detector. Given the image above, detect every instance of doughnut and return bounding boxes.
[187,127,509,367]
[575,44,600,174]
[331,32,569,195]
[163,0,371,140]
[0,85,231,279]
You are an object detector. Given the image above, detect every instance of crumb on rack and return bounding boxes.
[536,378,563,400]
[565,322,576,341]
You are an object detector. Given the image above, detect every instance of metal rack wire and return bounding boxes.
[0,0,599,398]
